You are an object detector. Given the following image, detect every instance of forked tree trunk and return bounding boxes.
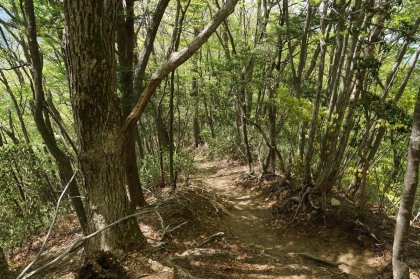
[63,0,146,253]
[392,86,420,279]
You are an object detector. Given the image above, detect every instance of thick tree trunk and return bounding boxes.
[193,102,202,147]
[392,86,420,279]
[238,61,255,174]
[151,97,171,149]
[63,0,146,253]
[203,95,215,138]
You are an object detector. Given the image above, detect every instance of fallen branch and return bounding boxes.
[355,219,381,243]
[17,172,78,279]
[288,252,347,268]
[155,210,188,241]
[20,207,158,279]
[195,232,225,248]
[162,221,188,240]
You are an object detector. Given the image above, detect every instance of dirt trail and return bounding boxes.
[13,157,391,279]
[189,157,387,279]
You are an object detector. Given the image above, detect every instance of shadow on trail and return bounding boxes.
[186,157,386,279]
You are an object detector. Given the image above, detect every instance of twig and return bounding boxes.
[165,222,188,235]
[155,210,188,241]
[17,172,78,279]
[155,211,166,240]
[195,232,225,248]
[0,63,29,71]
[21,207,157,279]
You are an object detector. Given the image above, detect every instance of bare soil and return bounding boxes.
[8,157,420,278]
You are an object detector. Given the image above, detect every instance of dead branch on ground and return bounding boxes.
[155,210,188,241]
[17,172,78,279]
[195,232,225,248]
[19,204,165,279]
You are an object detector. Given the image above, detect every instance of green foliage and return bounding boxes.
[0,143,57,249]
[207,127,243,160]
[0,0,419,254]
[276,85,313,123]
[139,149,197,189]
[356,57,382,79]
[358,91,412,133]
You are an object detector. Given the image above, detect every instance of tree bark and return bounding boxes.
[192,30,203,148]
[117,0,147,208]
[63,0,146,253]
[304,0,327,186]
[392,86,420,279]
[0,246,11,279]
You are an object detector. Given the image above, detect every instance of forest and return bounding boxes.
[0,0,419,278]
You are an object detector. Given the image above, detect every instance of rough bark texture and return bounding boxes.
[63,0,146,253]
[392,86,420,279]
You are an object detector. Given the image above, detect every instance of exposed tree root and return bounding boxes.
[76,251,130,279]
[170,248,229,261]
[237,170,289,191]
[288,252,348,268]
[355,219,382,244]
[236,172,259,186]
[286,184,321,225]
[195,232,225,248]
